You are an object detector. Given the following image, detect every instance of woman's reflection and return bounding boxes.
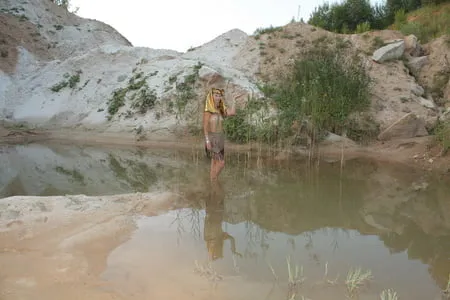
[203,180,241,261]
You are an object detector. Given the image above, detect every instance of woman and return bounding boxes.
[203,88,239,181]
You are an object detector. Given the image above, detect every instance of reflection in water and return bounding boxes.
[204,180,241,261]
[1,143,450,298]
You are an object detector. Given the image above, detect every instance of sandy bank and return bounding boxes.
[0,191,189,299]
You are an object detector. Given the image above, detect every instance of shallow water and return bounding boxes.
[1,143,449,299]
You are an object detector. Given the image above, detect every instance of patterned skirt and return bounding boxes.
[205,132,225,161]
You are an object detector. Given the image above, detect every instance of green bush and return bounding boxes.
[356,21,371,33]
[434,119,450,155]
[224,46,373,146]
[271,47,372,138]
[223,97,278,144]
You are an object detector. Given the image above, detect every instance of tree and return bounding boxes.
[308,0,379,33]
[50,0,79,13]
[51,0,69,9]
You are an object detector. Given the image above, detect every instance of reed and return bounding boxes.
[345,267,373,297]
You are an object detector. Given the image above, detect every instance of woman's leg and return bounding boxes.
[210,154,225,181]
[209,133,225,181]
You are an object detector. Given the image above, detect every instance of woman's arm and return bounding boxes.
[226,93,246,117]
[203,111,210,144]
[226,105,236,116]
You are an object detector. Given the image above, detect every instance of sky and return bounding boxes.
[70,0,381,53]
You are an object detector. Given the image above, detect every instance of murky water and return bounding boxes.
[1,143,449,299]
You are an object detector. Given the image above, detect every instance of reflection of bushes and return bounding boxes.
[247,165,367,234]
[379,220,450,290]
[108,154,158,192]
[54,165,85,184]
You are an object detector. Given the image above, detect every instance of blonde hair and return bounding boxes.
[204,88,227,116]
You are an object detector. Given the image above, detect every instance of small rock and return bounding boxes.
[404,34,424,57]
[428,158,434,163]
[417,97,436,109]
[372,41,405,63]
[378,113,428,141]
[404,35,417,52]
[410,84,424,97]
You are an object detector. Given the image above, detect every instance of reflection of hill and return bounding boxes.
[221,157,450,291]
[0,176,26,198]
[0,144,200,197]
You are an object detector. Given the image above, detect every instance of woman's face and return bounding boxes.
[213,92,223,106]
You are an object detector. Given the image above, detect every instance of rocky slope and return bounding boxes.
[0,0,449,144]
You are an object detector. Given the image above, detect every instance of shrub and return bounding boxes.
[223,97,278,144]
[224,46,373,146]
[434,119,450,155]
[356,21,371,33]
[270,47,372,138]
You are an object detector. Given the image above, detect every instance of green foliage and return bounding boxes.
[173,62,203,119]
[273,47,371,137]
[107,70,158,119]
[356,21,371,33]
[307,0,450,34]
[68,73,80,88]
[253,25,284,39]
[223,97,278,144]
[394,8,407,29]
[254,25,284,36]
[434,119,450,154]
[308,0,382,33]
[131,86,157,114]
[224,46,372,145]
[397,4,450,43]
[50,70,81,92]
[51,0,69,9]
[430,69,450,102]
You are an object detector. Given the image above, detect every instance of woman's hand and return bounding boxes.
[206,138,212,150]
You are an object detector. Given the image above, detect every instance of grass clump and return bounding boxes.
[345,267,373,297]
[107,70,158,119]
[173,62,203,120]
[50,70,81,92]
[223,96,278,144]
[434,119,450,155]
[271,46,372,143]
[380,289,398,300]
[253,25,283,39]
[225,46,373,147]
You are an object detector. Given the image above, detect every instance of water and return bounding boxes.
[1,142,449,299]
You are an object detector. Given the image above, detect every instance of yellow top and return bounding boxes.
[204,88,227,116]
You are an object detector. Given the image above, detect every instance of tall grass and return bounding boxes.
[224,46,373,146]
[434,119,450,155]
